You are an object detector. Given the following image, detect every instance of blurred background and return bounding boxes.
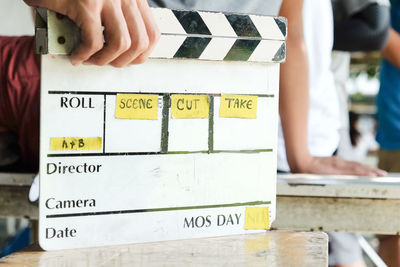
[0,1,34,257]
[0,0,389,264]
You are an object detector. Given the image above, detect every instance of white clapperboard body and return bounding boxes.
[39,8,287,250]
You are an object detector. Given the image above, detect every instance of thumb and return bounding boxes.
[24,0,67,15]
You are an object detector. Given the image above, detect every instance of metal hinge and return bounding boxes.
[35,8,48,54]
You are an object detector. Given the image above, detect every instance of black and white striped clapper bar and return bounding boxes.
[39,7,287,62]
[37,8,287,250]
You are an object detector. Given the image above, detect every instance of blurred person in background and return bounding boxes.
[279,0,388,266]
[376,1,400,173]
[348,111,379,162]
[376,0,400,265]
[330,1,390,266]
[331,0,390,164]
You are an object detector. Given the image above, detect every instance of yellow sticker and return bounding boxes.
[50,137,102,151]
[171,94,209,119]
[115,94,158,120]
[219,94,257,119]
[244,207,270,230]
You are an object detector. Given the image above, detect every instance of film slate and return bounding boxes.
[37,8,287,250]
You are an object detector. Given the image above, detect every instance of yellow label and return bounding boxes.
[244,207,270,230]
[219,94,257,119]
[50,137,102,151]
[171,94,209,119]
[115,94,158,120]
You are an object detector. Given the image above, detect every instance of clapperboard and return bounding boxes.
[36,8,287,250]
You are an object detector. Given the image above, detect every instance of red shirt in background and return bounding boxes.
[0,36,40,171]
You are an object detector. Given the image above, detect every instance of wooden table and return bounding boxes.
[0,173,36,219]
[0,232,328,266]
[272,173,400,234]
[2,172,400,234]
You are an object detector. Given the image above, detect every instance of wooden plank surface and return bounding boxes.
[0,173,35,187]
[277,173,400,199]
[273,174,400,234]
[0,173,37,219]
[0,232,328,266]
[272,196,400,234]
[2,172,400,234]
[0,186,37,220]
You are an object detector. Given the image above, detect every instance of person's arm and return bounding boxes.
[278,0,386,176]
[24,0,160,67]
[382,28,400,70]
[278,0,311,172]
[333,3,390,51]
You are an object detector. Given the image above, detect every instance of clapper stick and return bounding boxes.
[36,8,286,62]
[37,8,287,250]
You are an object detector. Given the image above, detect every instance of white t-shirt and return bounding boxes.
[148,0,282,16]
[277,0,341,172]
